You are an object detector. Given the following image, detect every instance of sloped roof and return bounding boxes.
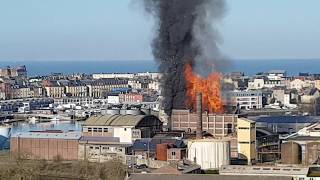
[84,114,154,127]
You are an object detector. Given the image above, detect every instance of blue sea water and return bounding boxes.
[0,59,319,76]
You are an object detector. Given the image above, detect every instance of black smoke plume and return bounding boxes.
[142,0,226,115]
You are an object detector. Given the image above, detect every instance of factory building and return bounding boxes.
[281,123,320,165]
[10,130,81,160]
[171,109,237,137]
[82,114,162,143]
[78,136,131,163]
[237,118,256,164]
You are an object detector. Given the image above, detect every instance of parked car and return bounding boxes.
[135,164,148,169]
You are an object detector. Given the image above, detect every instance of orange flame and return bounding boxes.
[184,64,224,113]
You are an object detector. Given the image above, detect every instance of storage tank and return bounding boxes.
[187,139,230,169]
[305,142,320,165]
[106,108,120,115]
[281,141,301,164]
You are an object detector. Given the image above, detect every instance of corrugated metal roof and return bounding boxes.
[79,136,120,143]
[11,131,81,140]
[84,114,151,127]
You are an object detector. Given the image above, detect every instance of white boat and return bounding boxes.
[28,117,37,124]
[0,124,11,138]
[51,116,60,124]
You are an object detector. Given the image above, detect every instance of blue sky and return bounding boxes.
[0,0,319,61]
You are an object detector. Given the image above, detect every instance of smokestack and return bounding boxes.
[196,92,203,139]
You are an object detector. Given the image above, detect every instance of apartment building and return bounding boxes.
[227,90,263,110]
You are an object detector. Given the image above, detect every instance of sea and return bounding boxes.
[0,59,319,76]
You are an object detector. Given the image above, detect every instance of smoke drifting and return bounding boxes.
[142,0,226,115]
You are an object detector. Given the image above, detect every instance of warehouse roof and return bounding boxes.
[84,114,158,127]
[11,131,81,140]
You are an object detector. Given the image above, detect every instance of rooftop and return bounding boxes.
[11,131,81,140]
[84,114,158,127]
[249,116,320,124]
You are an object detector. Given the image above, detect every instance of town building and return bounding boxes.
[92,73,134,79]
[119,93,143,103]
[227,90,263,110]
[266,70,286,80]
[11,86,33,99]
[43,80,65,98]
[87,78,129,98]
[0,65,27,78]
[248,78,265,90]
[65,80,88,97]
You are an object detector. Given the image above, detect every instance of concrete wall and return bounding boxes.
[113,127,133,143]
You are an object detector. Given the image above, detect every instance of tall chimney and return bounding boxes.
[196,92,203,139]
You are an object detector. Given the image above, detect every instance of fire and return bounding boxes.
[184,64,224,113]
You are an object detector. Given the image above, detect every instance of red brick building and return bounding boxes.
[119,93,143,103]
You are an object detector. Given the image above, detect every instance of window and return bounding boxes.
[93,128,97,132]
[238,127,249,130]
[102,146,110,150]
[89,146,93,149]
[118,148,123,152]
[239,141,249,144]
[88,128,92,132]
[98,128,102,132]
[124,128,127,131]
[95,146,100,150]
[172,152,176,156]
[103,128,108,132]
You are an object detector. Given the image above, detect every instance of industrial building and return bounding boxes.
[220,165,309,179]
[171,109,238,137]
[281,122,320,165]
[82,114,163,143]
[78,136,131,163]
[10,130,81,160]
[237,118,256,164]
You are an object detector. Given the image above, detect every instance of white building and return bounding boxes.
[107,95,120,104]
[248,78,265,90]
[228,90,263,110]
[92,73,134,79]
[82,114,163,143]
[267,70,286,80]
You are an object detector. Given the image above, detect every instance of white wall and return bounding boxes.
[113,127,133,143]
[188,140,230,170]
[107,96,119,104]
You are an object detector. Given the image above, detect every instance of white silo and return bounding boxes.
[187,139,230,170]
